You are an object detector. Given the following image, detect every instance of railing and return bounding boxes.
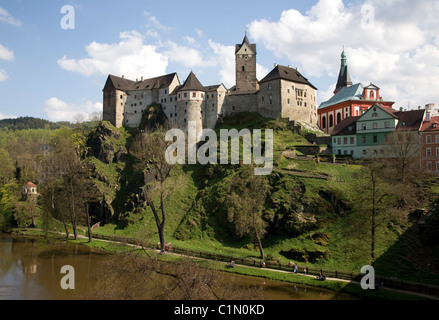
[91,233,439,298]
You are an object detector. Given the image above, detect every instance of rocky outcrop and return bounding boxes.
[86,122,127,164]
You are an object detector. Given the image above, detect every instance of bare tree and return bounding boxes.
[384,129,422,184]
[88,251,263,300]
[130,128,175,252]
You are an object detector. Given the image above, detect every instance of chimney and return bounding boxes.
[122,75,125,79]
[141,76,144,81]
[426,112,431,122]
[274,63,278,67]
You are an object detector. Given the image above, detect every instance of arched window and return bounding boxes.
[337,113,342,125]
[322,116,326,129]
[329,114,334,127]
[370,91,374,99]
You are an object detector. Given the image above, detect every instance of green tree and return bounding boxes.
[352,158,396,266]
[0,149,15,185]
[226,165,270,259]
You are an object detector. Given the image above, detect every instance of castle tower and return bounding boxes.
[175,71,205,142]
[235,33,259,93]
[334,49,352,94]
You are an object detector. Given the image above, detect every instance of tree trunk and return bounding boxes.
[85,202,92,243]
[148,199,165,252]
[253,210,264,259]
[371,170,376,267]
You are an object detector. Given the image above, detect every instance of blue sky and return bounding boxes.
[1,0,439,122]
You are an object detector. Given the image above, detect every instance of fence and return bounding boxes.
[91,233,439,298]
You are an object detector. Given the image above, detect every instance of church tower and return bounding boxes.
[334,49,352,94]
[235,33,259,93]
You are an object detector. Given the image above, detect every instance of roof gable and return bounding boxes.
[318,83,364,110]
[331,116,359,136]
[259,65,317,90]
[176,72,205,92]
[357,104,398,122]
[394,109,425,131]
[103,73,179,92]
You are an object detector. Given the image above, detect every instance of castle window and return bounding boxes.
[140,102,142,105]
[287,99,290,104]
[262,96,264,102]
[269,95,272,104]
[120,95,123,99]
[184,93,188,98]
[242,66,245,71]
[322,116,326,129]
[170,113,173,117]
[268,83,272,91]
[165,90,167,94]
[192,92,196,98]
[134,95,137,99]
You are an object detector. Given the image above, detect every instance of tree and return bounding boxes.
[44,129,97,240]
[384,129,422,184]
[352,158,395,266]
[0,149,14,185]
[226,165,270,259]
[130,128,175,252]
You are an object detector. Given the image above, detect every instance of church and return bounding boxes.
[102,34,319,136]
[317,50,395,134]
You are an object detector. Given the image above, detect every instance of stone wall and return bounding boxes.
[225,93,258,118]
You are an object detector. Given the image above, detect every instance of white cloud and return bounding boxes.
[248,0,439,107]
[57,31,168,80]
[207,40,235,87]
[0,7,21,27]
[0,69,8,82]
[0,44,14,61]
[163,40,215,68]
[0,111,16,120]
[43,97,103,123]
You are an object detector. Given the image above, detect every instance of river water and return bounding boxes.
[0,234,356,300]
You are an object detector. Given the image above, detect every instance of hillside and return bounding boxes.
[0,116,73,131]
[51,112,439,285]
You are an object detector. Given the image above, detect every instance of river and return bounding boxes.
[0,234,356,300]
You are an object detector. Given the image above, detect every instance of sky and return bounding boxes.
[1,0,439,122]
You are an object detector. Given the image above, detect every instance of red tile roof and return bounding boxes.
[420,116,439,132]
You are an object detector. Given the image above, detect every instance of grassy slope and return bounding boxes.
[82,114,439,285]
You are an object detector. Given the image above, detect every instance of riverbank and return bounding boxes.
[8,228,437,300]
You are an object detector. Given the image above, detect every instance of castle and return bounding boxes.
[102,34,319,137]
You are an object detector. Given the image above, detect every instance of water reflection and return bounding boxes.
[0,234,355,300]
